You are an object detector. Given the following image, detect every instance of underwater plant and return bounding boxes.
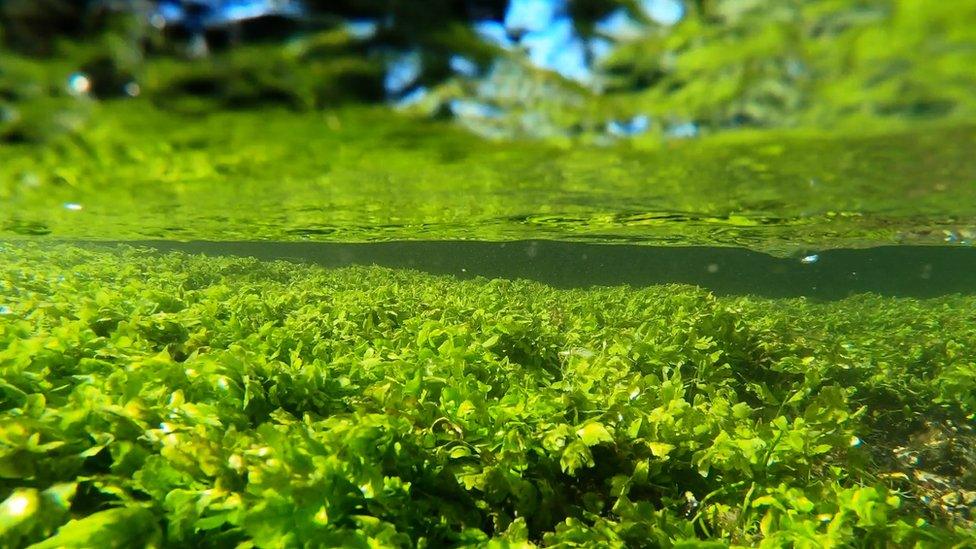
[0,243,973,546]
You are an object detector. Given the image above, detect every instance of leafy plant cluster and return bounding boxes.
[1,242,975,547]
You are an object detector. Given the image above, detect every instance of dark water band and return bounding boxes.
[86,240,975,300]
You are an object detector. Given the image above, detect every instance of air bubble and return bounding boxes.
[67,72,91,96]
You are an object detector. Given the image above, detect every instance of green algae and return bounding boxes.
[1,242,974,547]
[1,100,974,252]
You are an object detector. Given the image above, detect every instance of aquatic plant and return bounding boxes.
[1,243,973,546]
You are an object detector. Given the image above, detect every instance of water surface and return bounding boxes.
[2,104,974,253]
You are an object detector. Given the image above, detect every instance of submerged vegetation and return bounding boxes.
[2,2,976,548]
[1,243,974,546]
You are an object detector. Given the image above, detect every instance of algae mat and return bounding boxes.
[1,103,975,253]
[1,242,974,546]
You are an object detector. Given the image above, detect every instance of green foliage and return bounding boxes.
[27,507,161,549]
[415,0,976,139]
[0,51,94,143]
[143,34,386,114]
[609,0,976,131]
[1,242,974,547]
[6,0,976,143]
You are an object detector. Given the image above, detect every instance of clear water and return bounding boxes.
[108,240,976,299]
[3,101,976,546]
[3,4,976,545]
[3,102,976,546]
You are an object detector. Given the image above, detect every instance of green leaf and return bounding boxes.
[560,440,595,475]
[576,422,613,447]
[28,507,160,549]
[648,442,676,459]
[1,489,40,537]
